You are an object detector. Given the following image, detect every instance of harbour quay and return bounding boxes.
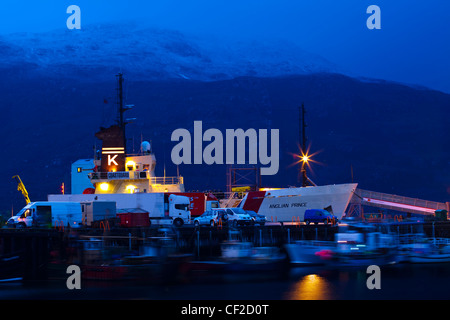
[1,220,450,283]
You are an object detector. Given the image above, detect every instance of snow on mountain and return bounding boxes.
[0,23,337,81]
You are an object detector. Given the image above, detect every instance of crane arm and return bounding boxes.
[12,175,31,204]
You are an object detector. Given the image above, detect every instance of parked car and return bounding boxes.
[224,208,253,227]
[245,210,267,226]
[304,209,338,225]
[194,209,227,227]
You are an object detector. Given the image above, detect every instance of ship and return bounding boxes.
[48,73,357,223]
[235,183,357,222]
[48,74,216,223]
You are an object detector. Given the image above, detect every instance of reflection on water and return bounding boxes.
[284,263,450,300]
[1,263,450,300]
[286,274,335,300]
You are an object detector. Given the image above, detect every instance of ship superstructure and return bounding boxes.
[71,73,184,196]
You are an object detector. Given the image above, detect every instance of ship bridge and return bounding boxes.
[348,188,449,216]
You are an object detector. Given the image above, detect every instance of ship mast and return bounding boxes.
[299,103,308,187]
[116,73,126,153]
[116,73,134,155]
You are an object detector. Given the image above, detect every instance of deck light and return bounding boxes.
[99,183,109,191]
[126,185,137,193]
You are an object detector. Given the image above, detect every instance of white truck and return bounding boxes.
[48,193,191,227]
[7,201,83,228]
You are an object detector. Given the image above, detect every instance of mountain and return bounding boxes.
[0,23,336,82]
[0,25,448,215]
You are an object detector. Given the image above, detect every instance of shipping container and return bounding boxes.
[81,201,117,226]
[117,208,151,227]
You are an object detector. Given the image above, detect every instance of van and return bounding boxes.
[224,208,253,227]
[7,201,82,228]
[304,209,338,225]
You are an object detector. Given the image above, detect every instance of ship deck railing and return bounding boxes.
[89,171,183,185]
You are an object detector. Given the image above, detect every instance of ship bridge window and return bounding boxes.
[139,172,147,179]
[126,161,136,171]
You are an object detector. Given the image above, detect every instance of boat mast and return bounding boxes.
[299,103,308,187]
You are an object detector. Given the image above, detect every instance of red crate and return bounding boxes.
[117,209,150,227]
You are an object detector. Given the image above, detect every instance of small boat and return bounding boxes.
[285,240,335,266]
[82,264,129,281]
[220,241,287,273]
[285,223,398,268]
[402,237,450,264]
[331,229,398,267]
[0,253,23,282]
[409,252,450,263]
[80,235,187,283]
[183,240,287,283]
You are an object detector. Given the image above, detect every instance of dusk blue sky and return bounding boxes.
[1,1,449,92]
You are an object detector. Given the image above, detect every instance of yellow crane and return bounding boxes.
[12,175,31,204]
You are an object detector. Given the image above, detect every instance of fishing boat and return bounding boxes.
[80,234,189,283]
[285,240,334,266]
[183,229,287,282]
[401,237,450,264]
[0,253,23,282]
[220,241,287,273]
[330,223,398,267]
[285,222,398,268]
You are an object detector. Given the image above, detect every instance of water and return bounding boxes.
[1,263,449,300]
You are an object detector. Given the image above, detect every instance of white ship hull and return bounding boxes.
[239,183,357,222]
